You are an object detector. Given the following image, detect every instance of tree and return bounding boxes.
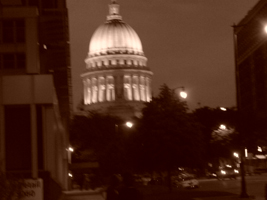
[70,112,128,176]
[192,106,238,169]
[137,84,204,186]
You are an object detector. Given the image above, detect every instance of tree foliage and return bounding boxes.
[70,112,128,175]
[192,106,238,167]
[136,84,204,172]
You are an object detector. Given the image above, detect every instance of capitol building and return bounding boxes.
[80,1,153,120]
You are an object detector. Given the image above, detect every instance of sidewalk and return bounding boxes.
[193,195,265,200]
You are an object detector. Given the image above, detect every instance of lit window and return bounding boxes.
[106,76,115,101]
[146,77,151,102]
[92,78,98,103]
[124,75,132,100]
[132,76,140,101]
[84,78,91,105]
[98,77,105,102]
[140,76,145,101]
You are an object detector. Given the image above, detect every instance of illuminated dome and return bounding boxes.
[88,1,144,57]
[81,0,153,120]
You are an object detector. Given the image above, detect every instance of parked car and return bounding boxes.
[206,171,217,179]
[172,176,199,189]
[216,167,239,180]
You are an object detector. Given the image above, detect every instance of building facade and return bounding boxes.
[0,0,72,198]
[234,0,267,150]
[80,1,153,120]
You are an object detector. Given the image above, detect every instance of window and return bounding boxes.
[1,19,25,44]
[0,53,26,69]
[124,75,132,100]
[84,78,91,105]
[92,78,98,103]
[16,53,26,69]
[140,76,145,101]
[107,76,115,101]
[146,77,151,102]
[98,77,106,102]
[132,76,140,101]
[3,54,15,69]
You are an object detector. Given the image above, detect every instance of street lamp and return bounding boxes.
[220,107,227,111]
[219,124,226,130]
[173,86,187,99]
[67,146,74,164]
[125,121,133,128]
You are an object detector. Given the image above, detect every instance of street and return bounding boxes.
[137,174,267,200]
[199,174,267,198]
[63,174,267,200]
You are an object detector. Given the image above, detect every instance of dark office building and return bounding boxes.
[234,0,267,148]
[0,0,72,198]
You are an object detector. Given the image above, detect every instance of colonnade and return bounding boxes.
[83,74,151,105]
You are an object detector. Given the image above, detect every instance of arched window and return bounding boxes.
[92,78,98,103]
[106,76,115,101]
[140,76,145,101]
[124,75,132,100]
[98,77,105,102]
[146,77,151,102]
[86,78,91,104]
[132,75,140,101]
[83,79,88,104]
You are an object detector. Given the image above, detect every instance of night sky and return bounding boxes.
[67,0,259,111]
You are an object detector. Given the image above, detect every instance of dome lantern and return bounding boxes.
[107,0,122,21]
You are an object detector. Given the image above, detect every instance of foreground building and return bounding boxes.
[0,0,72,198]
[79,0,153,120]
[234,0,267,168]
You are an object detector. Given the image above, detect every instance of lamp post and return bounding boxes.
[173,86,187,99]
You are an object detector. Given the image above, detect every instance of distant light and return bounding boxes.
[68,173,73,177]
[68,147,74,152]
[219,124,226,130]
[220,107,227,111]
[258,146,262,152]
[125,121,133,128]
[221,170,226,175]
[265,25,267,34]
[245,148,248,157]
[233,152,239,158]
[180,91,187,99]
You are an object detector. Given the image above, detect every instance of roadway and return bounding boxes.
[198,174,267,199]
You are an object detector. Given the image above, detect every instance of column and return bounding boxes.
[0,75,5,172]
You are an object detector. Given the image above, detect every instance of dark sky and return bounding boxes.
[67,0,258,111]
